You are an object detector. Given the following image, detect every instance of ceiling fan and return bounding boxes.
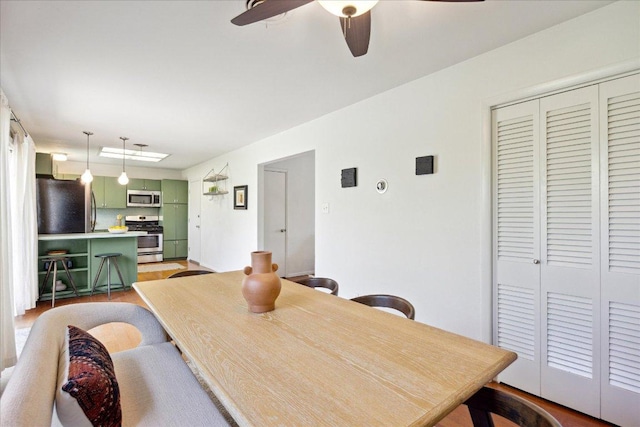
[231,0,483,57]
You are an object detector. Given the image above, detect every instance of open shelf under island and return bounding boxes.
[37,232,146,301]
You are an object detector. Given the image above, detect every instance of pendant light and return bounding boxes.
[118,137,129,185]
[81,131,94,184]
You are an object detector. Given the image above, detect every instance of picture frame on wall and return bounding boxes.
[234,185,248,210]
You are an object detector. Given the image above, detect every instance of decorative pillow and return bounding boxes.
[56,325,122,427]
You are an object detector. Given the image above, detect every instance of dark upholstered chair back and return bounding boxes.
[167,270,215,279]
[464,386,562,427]
[294,277,339,296]
[350,294,415,320]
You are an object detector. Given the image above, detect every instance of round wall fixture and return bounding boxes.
[376,179,388,194]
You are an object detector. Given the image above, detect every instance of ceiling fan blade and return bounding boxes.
[231,0,313,26]
[339,12,371,57]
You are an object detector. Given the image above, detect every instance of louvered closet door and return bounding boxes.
[599,74,640,427]
[492,100,541,396]
[539,86,601,417]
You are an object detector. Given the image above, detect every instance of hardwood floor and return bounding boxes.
[14,261,614,427]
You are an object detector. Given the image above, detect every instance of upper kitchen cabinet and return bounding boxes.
[162,179,188,204]
[93,176,126,209]
[35,153,52,175]
[127,178,161,191]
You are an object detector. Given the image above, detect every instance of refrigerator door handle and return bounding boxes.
[91,191,97,232]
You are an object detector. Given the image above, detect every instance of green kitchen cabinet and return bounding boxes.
[163,239,188,259]
[127,178,161,191]
[162,203,188,259]
[161,179,188,259]
[174,240,188,258]
[162,203,188,240]
[162,179,188,204]
[36,153,53,175]
[93,176,126,209]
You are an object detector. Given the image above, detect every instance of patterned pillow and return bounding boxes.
[56,325,122,427]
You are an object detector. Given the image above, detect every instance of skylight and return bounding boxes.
[99,147,169,163]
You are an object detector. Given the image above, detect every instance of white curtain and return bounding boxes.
[0,88,38,374]
[0,90,17,373]
[9,131,38,315]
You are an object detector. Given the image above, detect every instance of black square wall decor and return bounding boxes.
[341,168,357,188]
[416,156,434,175]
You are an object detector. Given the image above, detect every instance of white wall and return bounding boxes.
[184,1,640,341]
[264,152,315,277]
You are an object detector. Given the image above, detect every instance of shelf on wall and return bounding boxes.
[203,163,229,196]
[203,174,228,183]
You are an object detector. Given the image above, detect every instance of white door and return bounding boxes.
[493,75,640,425]
[188,180,201,264]
[539,86,601,417]
[493,100,542,396]
[598,74,640,427]
[264,170,287,277]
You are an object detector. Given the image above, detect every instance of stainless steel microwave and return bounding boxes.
[127,190,162,207]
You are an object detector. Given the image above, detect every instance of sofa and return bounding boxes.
[1,302,233,426]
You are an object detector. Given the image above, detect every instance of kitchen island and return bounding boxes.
[38,232,146,301]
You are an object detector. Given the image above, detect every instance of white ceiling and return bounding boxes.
[0,0,614,170]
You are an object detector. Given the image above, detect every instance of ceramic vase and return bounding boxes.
[241,251,281,313]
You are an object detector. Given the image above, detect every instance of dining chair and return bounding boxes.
[167,270,215,279]
[294,277,339,296]
[350,294,415,320]
[464,386,562,427]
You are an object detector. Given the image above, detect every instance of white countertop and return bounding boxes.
[38,231,147,241]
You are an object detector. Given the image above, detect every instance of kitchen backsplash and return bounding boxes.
[95,207,159,230]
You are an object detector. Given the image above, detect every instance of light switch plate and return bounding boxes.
[321,203,330,214]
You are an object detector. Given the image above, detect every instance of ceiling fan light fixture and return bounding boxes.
[246,0,287,23]
[318,0,378,18]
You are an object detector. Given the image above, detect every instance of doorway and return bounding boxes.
[264,170,287,275]
[259,151,315,278]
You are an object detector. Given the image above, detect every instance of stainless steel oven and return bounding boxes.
[137,232,163,263]
[125,215,163,263]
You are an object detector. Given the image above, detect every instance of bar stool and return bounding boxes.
[91,253,127,300]
[39,256,80,307]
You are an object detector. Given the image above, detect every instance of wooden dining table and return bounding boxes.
[133,271,516,427]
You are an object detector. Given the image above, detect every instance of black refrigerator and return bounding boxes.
[36,177,95,234]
